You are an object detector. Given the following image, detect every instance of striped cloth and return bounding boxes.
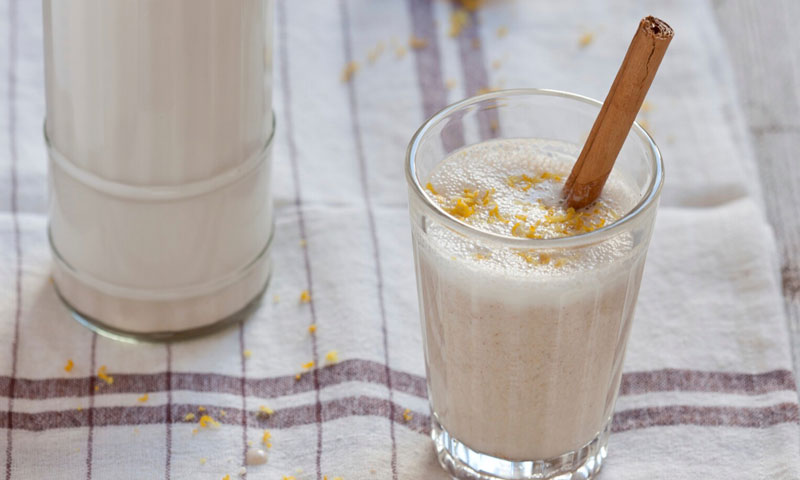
[1,0,799,479]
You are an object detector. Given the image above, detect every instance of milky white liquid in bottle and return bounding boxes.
[44,0,275,337]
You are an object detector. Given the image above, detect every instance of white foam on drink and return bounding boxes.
[422,138,640,279]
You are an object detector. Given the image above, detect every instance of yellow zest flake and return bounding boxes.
[511,222,524,237]
[488,204,508,223]
[517,251,535,264]
[184,413,196,421]
[97,366,114,385]
[457,0,484,11]
[554,258,567,268]
[449,9,470,37]
[508,174,542,191]
[514,214,527,221]
[262,430,272,448]
[409,35,428,49]
[473,253,488,260]
[198,406,206,412]
[526,222,543,239]
[243,350,253,359]
[446,198,475,219]
[192,428,199,435]
[259,405,274,417]
[137,394,149,403]
[340,61,360,83]
[497,26,508,38]
[578,32,594,48]
[308,324,317,334]
[480,189,494,206]
[223,476,230,480]
[64,359,74,372]
[325,350,339,364]
[425,182,439,196]
[462,188,479,201]
[198,415,220,428]
[283,476,296,480]
[299,290,312,304]
[200,458,207,465]
[539,171,562,181]
[367,41,385,64]
[295,360,315,380]
[545,207,576,223]
[517,251,551,265]
[402,408,413,422]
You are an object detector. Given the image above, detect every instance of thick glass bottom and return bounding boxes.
[54,275,269,344]
[432,415,609,480]
[49,225,273,343]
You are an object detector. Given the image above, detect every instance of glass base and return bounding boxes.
[53,271,271,344]
[432,416,609,480]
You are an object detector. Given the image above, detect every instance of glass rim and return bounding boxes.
[405,88,664,249]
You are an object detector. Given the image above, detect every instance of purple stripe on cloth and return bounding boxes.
[0,399,430,436]
[0,400,797,436]
[620,369,798,396]
[2,359,424,399]
[338,1,398,478]
[407,0,463,153]
[164,345,172,480]
[407,0,449,119]
[238,325,247,477]
[277,3,323,479]
[3,0,21,478]
[85,335,97,480]
[612,403,800,432]
[454,5,499,140]
[1,365,796,401]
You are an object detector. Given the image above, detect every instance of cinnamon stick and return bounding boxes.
[563,16,673,209]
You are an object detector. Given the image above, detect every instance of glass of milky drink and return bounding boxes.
[406,89,663,480]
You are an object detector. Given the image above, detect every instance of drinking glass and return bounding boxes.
[405,89,663,480]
